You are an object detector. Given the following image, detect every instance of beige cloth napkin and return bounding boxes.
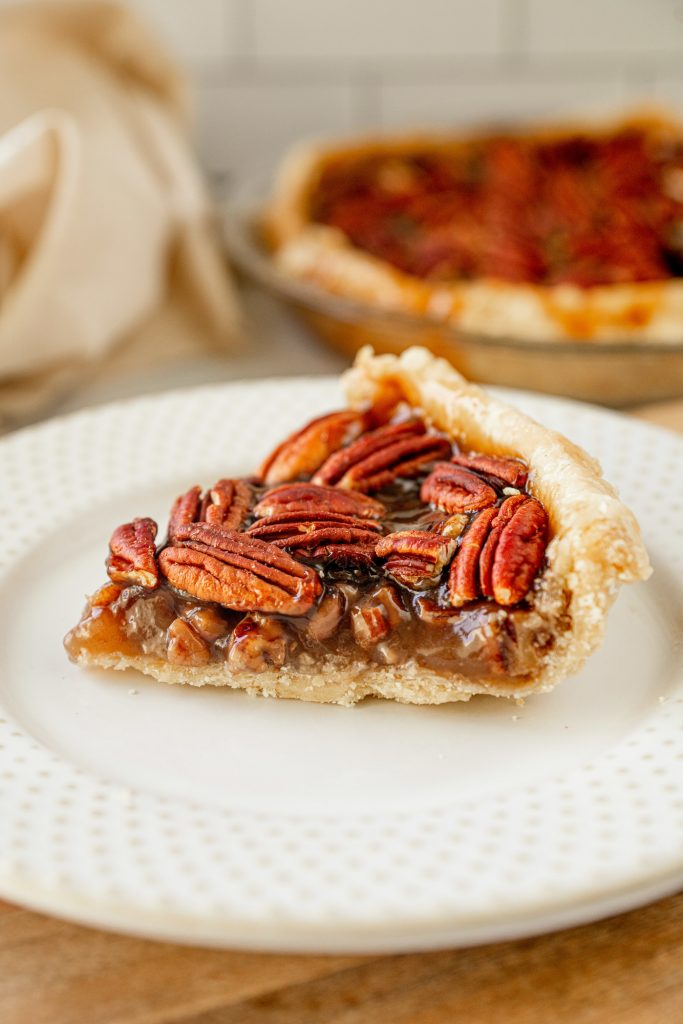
[0,1,239,428]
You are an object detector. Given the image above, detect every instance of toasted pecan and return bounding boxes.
[449,496,548,607]
[448,506,499,607]
[313,420,450,492]
[489,497,548,606]
[421,463,498,513]
[376,530,456,589]
[450,452,528,488]
[253,483,385,520]
[107,518,159,589]
[159,523,321,615]
[259,410,370,484]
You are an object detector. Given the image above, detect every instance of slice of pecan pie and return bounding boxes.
[65,347,651,705]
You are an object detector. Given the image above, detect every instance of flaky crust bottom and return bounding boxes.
[69,647,561,707]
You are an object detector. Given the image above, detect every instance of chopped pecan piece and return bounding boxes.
[88,581,124,609]
[167,618,210,667]
[168,486,202,539]
[414,596,464,624]
[159,523,321,615]
[449,496,548,607]
[184,605,229,642]
[259,410,370,484]
[351,605,391,647]
[253,483,385,520]
[227,615,289,672]
[247,510,381,565]
[306,588,346,642]
[313,420,451,492]
[451,452,528,488]
[421,463,497,513]
[204,478,253,530]
[107,518,159,589]
[439,512,469,539]
[350,583,408,647]
[376,530,456,589]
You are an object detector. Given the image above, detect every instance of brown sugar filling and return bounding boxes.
[65,400,569,686]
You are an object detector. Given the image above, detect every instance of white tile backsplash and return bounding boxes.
[252,0,503,60]
[652,73,683,107]
[128,0,241,66]
[378,74,633,131]
[197,80,355,179]
[528,0,683,56]
[121,0,683,176]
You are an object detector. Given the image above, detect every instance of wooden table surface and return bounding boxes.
[2,398,683,1024]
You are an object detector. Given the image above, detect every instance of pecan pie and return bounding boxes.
[264,110,683,341]
[64,347,651,705]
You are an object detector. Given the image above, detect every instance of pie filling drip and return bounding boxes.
[309,127,683,287]
[65,402,566,684]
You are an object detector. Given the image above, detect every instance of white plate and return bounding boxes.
[0,378,682,954]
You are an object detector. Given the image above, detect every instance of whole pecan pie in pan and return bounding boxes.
[65,348,651,705]
[264,111,683,342]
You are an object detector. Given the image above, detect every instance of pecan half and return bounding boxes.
[421,463,497,513]
[308,543,378,568]
[159,523,321,615]
[313,420,451,492]
[169,480,252,538]
[204,478,252,530]
[478,494,528,598]
[449,496,548,607]
[168,486,202,539]
[259,410,370,484]
[451,452,528,488]
[486,497,548,606]
[248,510,381,545]
[376,530,456,589]
[107,518,159,589]
[247,509,381,566]
[253,483,385,520]
[448,506,499,607]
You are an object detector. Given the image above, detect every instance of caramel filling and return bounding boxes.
[66,470,562,684]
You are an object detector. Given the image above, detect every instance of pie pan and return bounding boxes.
[222,187,683,408]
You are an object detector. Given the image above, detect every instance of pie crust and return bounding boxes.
[65,347,651,705]
[263,110,683,342]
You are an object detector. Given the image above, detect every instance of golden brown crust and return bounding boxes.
[344,347,651,694]
[71,348,651,705]
[263,108,683,343]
